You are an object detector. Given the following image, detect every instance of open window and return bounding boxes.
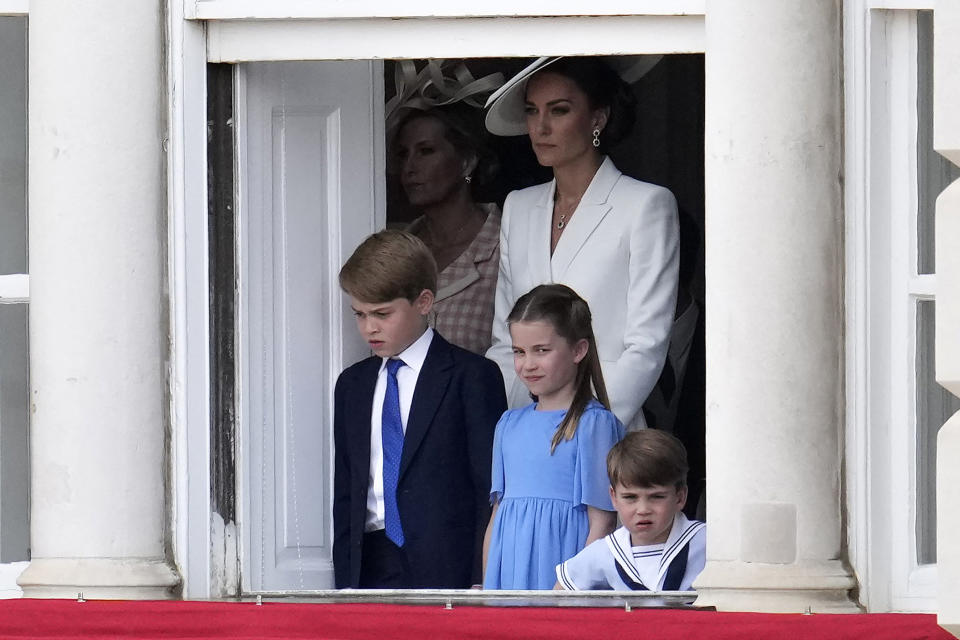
[215,52,705,593]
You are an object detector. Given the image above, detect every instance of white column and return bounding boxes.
[935,3,960,635]
[17,0,179,598]
[695,0,857,612]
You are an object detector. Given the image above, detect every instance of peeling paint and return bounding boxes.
[210,512,239,597]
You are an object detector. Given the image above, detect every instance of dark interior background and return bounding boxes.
[384,55,706,517]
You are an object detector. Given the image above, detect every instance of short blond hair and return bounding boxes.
[339,229,437,303]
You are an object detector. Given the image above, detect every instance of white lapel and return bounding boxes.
[655,512,705,589]
[527,181,556,283]
[549,157,621,280]
[605,526,647,587]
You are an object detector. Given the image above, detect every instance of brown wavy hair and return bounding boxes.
[607,430,689,490]
[507,284,610,453]
[339,229,437,303]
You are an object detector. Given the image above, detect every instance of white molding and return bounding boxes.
[863,8,939,613]
[0,0,27,16]
[0,562,28,598]
[0,274,28,304]
[207,15,705,62]
[234,63,251,594]
[166,0,212,598]
[191,0,704,20]
[868,0,933,9]
[909,274,937,298]
[881,7,928,611]
[887,10,938,611]
[844,0,874,611]
[847,5,940,613]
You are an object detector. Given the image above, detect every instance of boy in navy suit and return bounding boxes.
[333,229,506,589]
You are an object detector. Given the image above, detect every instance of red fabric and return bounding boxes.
[0,599,952,640]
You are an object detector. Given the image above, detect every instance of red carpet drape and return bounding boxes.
[0,600,952,640]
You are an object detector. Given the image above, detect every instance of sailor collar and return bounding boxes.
[605,512,705,590]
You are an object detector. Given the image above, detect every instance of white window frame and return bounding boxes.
[205,16,704,63]
[845,1,938,613]
[187,0,705,20]
[0,1,27,15]
[0,276,28,304]
[168,3,706,598]
[167,0,211,598]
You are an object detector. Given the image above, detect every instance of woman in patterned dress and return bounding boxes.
[394,105,501,355]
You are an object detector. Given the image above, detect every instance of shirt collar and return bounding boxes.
[606,512,704,588]
[379,326,434,376]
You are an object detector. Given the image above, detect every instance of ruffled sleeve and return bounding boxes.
[572,405,625,510]
[489,411,509,504]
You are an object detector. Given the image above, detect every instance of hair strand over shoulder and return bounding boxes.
[507,284,609,454]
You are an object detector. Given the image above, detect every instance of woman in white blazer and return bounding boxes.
[484,57,679,430]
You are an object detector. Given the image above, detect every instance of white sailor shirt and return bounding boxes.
[556,513,706,592]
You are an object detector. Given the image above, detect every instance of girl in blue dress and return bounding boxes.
[483,284,625,589]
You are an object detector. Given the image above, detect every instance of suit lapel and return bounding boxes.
[550,157,621,280]
[550,202,612,280]
[434,206,499,303]
[527,182,556,283]
[435,269,479,303]
[398,334,453,480]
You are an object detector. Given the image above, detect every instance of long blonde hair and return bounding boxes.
[507,284,610,453]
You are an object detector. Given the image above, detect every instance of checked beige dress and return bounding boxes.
[407,203,501,355]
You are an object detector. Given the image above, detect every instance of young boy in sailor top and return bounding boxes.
[554,429,705,592]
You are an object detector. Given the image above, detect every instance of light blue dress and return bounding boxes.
[483,399,625,590]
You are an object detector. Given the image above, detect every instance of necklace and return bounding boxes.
[553,196,580,231]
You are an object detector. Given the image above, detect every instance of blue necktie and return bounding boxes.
[382,358,406,547]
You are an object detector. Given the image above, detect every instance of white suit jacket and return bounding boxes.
[487,157,679,429]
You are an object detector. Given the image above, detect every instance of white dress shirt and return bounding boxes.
[364,327,434,532]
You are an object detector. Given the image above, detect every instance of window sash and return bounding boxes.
[205,15,704,62]
[0,275,28,305]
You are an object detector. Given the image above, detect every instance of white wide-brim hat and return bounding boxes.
[484,55,664,137]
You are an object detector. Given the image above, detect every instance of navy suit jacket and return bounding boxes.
[332,331,506,588]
